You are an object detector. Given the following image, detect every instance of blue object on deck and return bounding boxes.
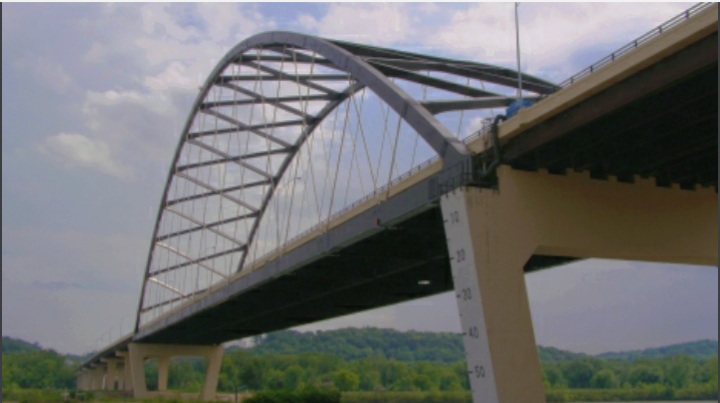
[505,98,535,117]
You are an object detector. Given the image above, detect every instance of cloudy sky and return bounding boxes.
[2,2,716,356]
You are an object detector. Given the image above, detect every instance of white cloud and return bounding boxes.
[38,132,132,179]
[139,3,201,42]
[423,3,516,63]
[196,3,276,43]
[18,57,77,93]
[421,3,692,79]
[298,3,415,45]
[72,3,280,180]
[78,88,182,169]
[144,61,197,92]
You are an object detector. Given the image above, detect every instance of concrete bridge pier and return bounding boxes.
[88,365,105,391]
[101,357,124,391]
[76,368,91,390]
[127,342,224,401]
[116,351,133,392]
[441,166,717,403]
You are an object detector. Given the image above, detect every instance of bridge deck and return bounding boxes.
[498,7,717,189]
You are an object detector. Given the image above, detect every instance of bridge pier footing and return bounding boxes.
[441,166,717,403]
[127,342,224,401]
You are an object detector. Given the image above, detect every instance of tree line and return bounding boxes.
[2,330,717,401]
[140,329,720,399]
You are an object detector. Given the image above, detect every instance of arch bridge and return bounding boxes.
[78,4,718,402]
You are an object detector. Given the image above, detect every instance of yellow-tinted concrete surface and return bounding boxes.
[494,167,717,265]
[449,167,716,402]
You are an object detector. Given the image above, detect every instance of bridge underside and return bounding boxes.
[504,32,717,191]
[136,205,569,345]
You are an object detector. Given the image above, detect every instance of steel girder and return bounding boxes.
[135,31,557,332]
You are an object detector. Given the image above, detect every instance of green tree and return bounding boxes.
[169,360,203,391]
[284,365,305,390]
[664,355,693,388]
[562,358,601,388]
[333,369,359,391]
[439,369,464,391]
[542,365,566,388]
[590,368,619,389]
[628,363,663,386]
[412,374,436,391]
[144,359,159,390]
[264,369,285,390]
[358,369,381,391]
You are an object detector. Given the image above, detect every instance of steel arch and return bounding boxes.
[135,31,557,331]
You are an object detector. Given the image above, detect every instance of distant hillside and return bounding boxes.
[4,331,715,365]
[250,328,465,363]
[247,328,591,364]
[538,345,589,363]
[597,339,718,361]
[2,336,42,354]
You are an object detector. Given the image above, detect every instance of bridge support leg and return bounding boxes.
[158,356,169,391]
[90,366,105,390]
[441,167,717,403]
[76,369,89,390]
[442,185,545,403]
[102,358,122,390]
[127,342,224,401]
[118,351,133,392]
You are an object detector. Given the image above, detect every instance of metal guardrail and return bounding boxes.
[557,2,712,88]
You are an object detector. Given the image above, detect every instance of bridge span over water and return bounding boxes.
[78,4,717,402]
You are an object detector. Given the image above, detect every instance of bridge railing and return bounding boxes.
[244,118,509,273]
[558,2,713,88]
[246,153,441,265]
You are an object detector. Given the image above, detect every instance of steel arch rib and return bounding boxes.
[135,31,553,332]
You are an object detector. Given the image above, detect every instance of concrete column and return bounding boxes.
[103,358,123,391]
[100,367,107,391]
[442,188,544,403]
[91,366,105,390]
[200,345,224,401]
[117,351,133,392]
[128,344,149,399]
[440,167,717,403]
[128,342,224,401]
[87,368,94,390]
[75,371,82,390]
[158,356,170,391]
[84,371,91,390]
[88,367,95,390]
[116,362,125,391]
[76,371,87,390]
